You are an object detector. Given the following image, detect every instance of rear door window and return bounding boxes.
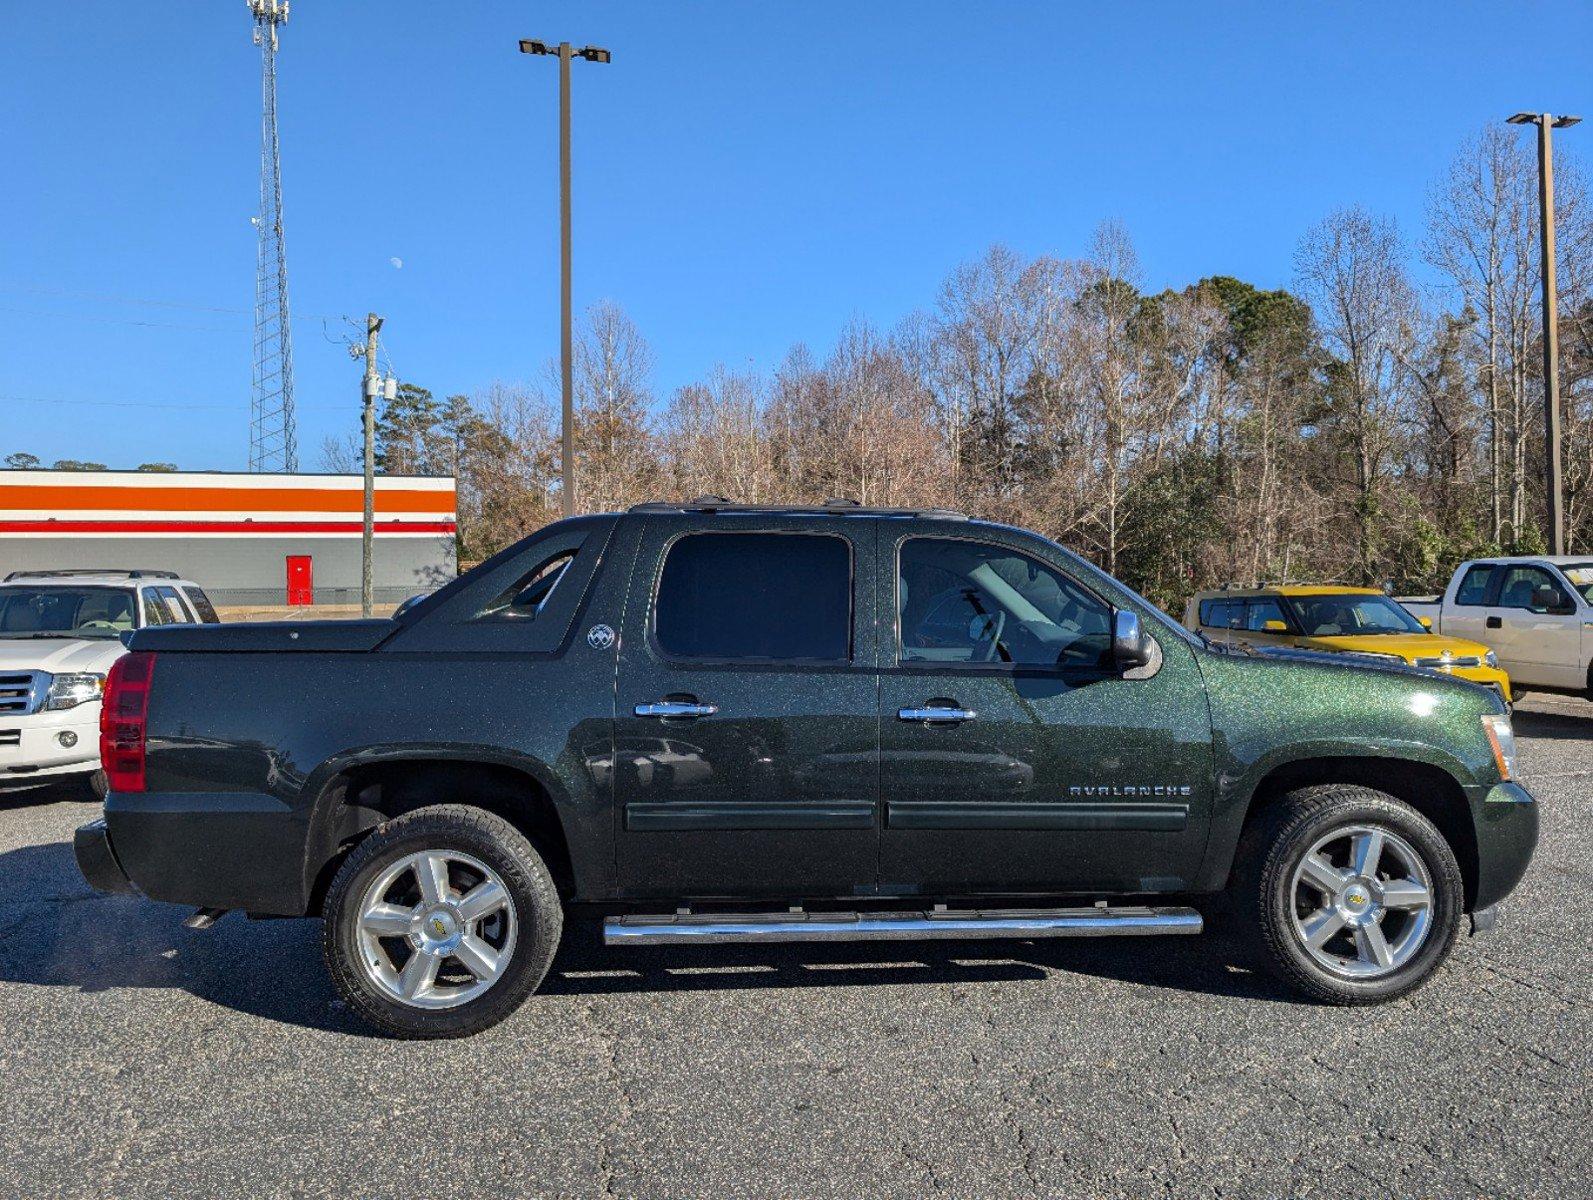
[180,586,220,623]
[1198,599,1243,629]
[1245,599,1289,631]
[1455,565,1496,606]
[155,586,194,623]
[654,532,852,662]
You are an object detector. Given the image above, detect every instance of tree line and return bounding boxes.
[344,127,1589,610]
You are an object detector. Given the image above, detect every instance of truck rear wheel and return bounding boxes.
[1234,785,1463,1004]
[322,804,563,1038]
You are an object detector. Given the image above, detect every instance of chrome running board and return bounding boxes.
[604,905,1202,946]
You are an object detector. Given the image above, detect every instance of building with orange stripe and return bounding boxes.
[0,469,457,606]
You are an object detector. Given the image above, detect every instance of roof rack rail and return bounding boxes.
[2,568,180,581]
[627,498,968,520]
[1214,578,1360,591]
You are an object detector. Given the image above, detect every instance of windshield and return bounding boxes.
[1285,593,1426,637]
[0,587,136,639]
[1562,563,1593,605]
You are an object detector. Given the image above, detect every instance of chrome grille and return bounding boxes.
[1413,655,1482,670]
[0,672,43,715]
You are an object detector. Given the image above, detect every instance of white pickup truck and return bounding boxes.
[1400,556,1593,700]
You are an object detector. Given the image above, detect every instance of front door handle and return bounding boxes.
[898,705,977,724]
[1486,616,1502,629]
[635,700,718,719]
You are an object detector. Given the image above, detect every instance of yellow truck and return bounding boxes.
[1184,583,1512,704]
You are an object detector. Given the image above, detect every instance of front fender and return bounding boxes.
[1192,650,1499,892]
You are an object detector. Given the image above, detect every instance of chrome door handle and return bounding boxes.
[898,706,977,723]
[635,701,719,719]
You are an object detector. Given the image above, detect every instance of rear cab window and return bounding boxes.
[653,532,852,662]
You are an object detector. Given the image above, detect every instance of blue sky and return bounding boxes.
[2,1,1589,471]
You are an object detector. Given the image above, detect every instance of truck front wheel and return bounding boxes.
[1235,785,1464,1004]
[322,804,563,1038]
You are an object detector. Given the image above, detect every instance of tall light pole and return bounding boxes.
[1508,111,1581,555]
[518,38,612,518]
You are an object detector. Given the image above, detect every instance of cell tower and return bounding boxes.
[248,0,297,472]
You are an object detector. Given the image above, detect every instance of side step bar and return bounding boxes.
[604,905,1202,946]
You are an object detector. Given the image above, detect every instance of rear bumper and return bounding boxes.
[1468,781,1539,912]
[73,818,138,896]
[96,790,311,915]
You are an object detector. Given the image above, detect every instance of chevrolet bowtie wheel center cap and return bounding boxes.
[412,906,463,955]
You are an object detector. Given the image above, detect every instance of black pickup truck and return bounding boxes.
[75,500,1538,1037]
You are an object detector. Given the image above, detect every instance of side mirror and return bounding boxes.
[1418,615,1433,630]
[393,592,427,618]
[1113,609,1153,671]
[1262,619,1288,633]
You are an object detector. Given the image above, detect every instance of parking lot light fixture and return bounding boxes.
[517,36,613,518]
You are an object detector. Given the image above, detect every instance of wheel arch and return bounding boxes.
[302,748,582,916]
[1229,754,1480,910]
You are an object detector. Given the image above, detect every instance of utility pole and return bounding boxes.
[352,313,383,617]
[517,37,612,518]
[1508,111,1582,554]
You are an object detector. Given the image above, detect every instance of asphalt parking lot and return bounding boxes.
[2,700,1589,1199]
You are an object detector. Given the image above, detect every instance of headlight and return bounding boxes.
[1483,650,1499,668]
[1482,713,1516,781]
[43,672,105,711]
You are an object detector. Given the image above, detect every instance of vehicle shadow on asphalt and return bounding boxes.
[1511,709,1593,742]
[0,840,372,1036]
[542,921,1300,1005]
[0,839,1300,1037]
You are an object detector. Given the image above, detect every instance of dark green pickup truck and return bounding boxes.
[75,500,1537,1037]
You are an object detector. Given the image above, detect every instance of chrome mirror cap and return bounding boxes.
[1113,610,1152,670]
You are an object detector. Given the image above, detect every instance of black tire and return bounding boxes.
[83,770,108,801]
[1232,785,1464,1005]
[322,804,563,1038]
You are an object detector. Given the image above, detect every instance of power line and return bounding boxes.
[0,283,348,323]
[1,392,349,414]
[0,305,246,334]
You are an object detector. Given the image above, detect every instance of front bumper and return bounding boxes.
[1447,665,1513,704]
[73,818,138,896]
[0,705,101,790]
[1469,781,1539,912]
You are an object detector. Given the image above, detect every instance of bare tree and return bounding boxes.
[1295,206,1419,581]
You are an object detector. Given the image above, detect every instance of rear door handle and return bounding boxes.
[1486,616,1502,629]
[898,705,977,724]
[635,700,718,719]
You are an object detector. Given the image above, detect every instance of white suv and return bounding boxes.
[0,570,219,797]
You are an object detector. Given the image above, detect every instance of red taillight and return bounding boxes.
[100,652,155,793]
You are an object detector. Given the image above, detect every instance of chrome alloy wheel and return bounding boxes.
[354,850,517,1010]
[1289,824,1433,979]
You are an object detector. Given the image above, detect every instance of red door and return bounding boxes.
[286,555,313,606]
